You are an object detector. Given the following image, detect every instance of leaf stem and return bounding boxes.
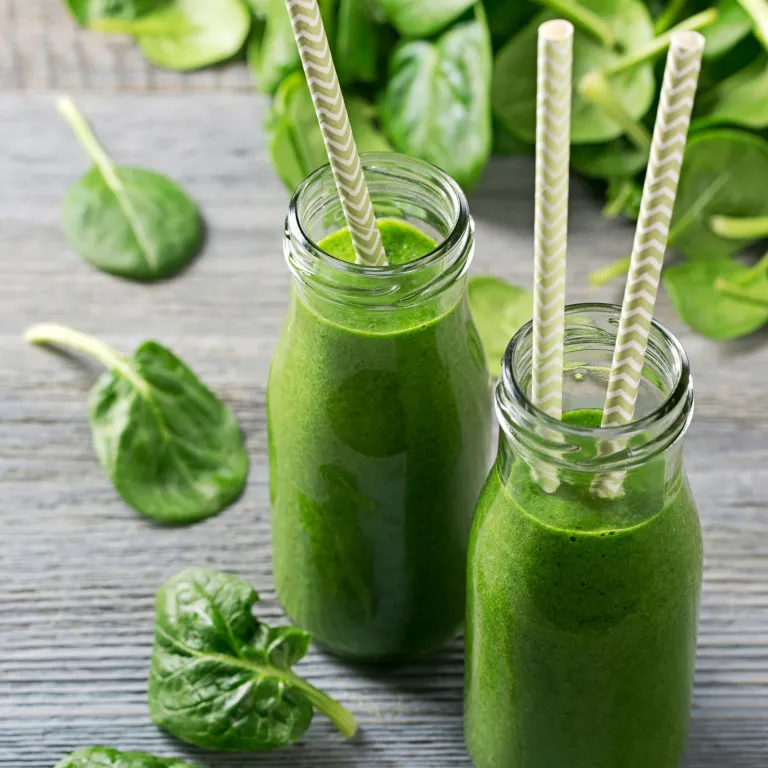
[654,0,689,34]
[603,9,718,77]
[534,0,616,48]
[578,72,652,150]
[24,323,146,393]
[602,181,634,219]
[589,255,632,286]
[710,214,768,240]
[715,277,768,305]
[736,0,768,49]
[283,669,358,739]
[56,95,119,187]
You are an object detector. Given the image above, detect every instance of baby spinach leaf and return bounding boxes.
[66,0,169,25]
[58,97,201,281]
[378,0,476,36]
[335,0,381,85]
[25,323,249,525]
[570,138,649,179]
[701,0,753,58]
[669,129,768,261]
[696,56,768,130]
[267,72,391,192]
[492,0,655,145]
[149,569,357,749]
[93,0,252,71]
[379,4,493,189]
[54,747,200,768]
[664,259,768,339]
[468,275,533,377]
[483,0,537,50]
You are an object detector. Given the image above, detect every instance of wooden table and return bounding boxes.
[2,7,768,768]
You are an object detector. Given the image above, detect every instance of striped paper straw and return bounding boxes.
[593,30,704,498]
[531,20,574,493]
[286,0,387,266]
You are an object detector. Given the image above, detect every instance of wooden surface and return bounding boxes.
[1,89,768,768]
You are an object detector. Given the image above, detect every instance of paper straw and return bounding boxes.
[531,20,574,493]
[286,0,387,266]
[593,30,704,498]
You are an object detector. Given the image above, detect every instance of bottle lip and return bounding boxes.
[497,303,693,470]
[286,152,472,279]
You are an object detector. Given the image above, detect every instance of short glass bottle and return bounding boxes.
[268,154,493,661]
[465,303,702,768]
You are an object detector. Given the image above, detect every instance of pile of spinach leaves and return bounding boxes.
[64,0,768,339]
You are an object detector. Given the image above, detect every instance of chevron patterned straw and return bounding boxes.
[531,20,573,493]
[593,30,704,498]
[286,0,387,266]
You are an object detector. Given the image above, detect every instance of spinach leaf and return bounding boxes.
[378,0,476,36]
[58,97,202,281]
[25,323,249,525]
[492,0,655,145]
[696,56,768,130]
[570,138,649,179]
[664,259,768,339]
[148,569,357,749]
[379,4,492,189]
[93,0,252,71]
[701,0,753,58]
[66,0,169,25]
[267,71,392,192]
[335,0,381,85]
[54,747,200,768]
[468,275,533,377]
[483,0,537,50]
[669,129,768,261]
[493,118,532,155]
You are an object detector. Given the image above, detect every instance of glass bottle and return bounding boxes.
[268,154,492,661]
[465,303,702,768]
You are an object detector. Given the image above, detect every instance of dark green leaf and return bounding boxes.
[94,0,252,71]
[335,0,380,84]
[66,0,169,25]
[267,72,392,192]
[25,324,249,525]
[483,0,537,49]
[664,259,768,339]
[492,118,532,155]
[570,138,649,179]
[695,56,768,130]
[148,569,357,749]
[468,275,533,377]
[248,0,300,94]
[701,0,753,59]
[378,0,476,36]
[54,747,201,768]
[670,129,768,261]
[58,97,202,281]
[493,0,655,145]
[379,5,493,188]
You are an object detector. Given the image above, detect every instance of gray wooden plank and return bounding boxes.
[0,92,767,768]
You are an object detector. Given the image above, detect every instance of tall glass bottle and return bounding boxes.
[465,303,702,768]
[269,154,492,661]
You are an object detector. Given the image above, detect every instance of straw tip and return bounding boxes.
[671,30,705,52]
[539,19,574,41]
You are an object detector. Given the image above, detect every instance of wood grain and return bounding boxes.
[1,92,767,767]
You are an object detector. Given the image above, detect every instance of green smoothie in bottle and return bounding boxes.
[268,155,492,661]
[465,304,702,768]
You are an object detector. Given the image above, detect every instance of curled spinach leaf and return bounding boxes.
[54,747,200,768]
[267,72,392,193]
[149,569,357,749]
[93,0,252,71]
[492,0,655,145]
[58,97,202,282]
[25,323,249,525]
[379,4,492,189]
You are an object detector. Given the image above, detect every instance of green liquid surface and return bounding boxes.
[465,408,703,768]
[268,220,492,660]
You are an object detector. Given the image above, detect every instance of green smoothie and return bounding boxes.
[268,219,492,660]
[465,409,703,768]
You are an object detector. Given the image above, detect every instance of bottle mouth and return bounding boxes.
[497,303,693,471]
[285,153,474,308]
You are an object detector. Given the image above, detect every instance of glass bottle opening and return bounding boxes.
[497,303,694,472]
[285,153,474,310]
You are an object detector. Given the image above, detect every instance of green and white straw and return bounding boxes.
[531,20,574,493]
[593,30,704,498]
[286,0,387,266]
